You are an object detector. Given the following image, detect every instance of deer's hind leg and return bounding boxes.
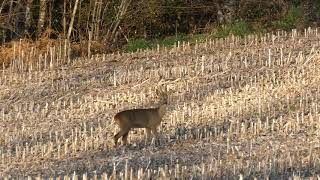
[151,127,158,138]
[122,131,130,145]
[114,127,130,147]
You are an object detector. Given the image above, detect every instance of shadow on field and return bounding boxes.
[5,113,320,180]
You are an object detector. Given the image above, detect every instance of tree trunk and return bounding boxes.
[48,0,53,30]
[215,0,238,24]
[67,0,80,40]
[0,0,6,14]
[216,2,224,25]
[38,0,47,34]
[63,0,66,38]
[15,0,25,37]
[25,0,33,36]
[8,0,13,38]
[106,0,132,42]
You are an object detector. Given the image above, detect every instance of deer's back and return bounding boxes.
[114,108,161,128]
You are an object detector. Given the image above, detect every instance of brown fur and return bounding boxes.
[114,90,168,146]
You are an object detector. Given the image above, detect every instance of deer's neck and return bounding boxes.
[157,104,167,118]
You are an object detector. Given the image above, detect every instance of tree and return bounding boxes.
[106,0,132,42]
[25,0,33,36]
[67,0,80,40]
[38,0,46,34]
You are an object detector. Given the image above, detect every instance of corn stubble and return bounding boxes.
[1,28,320,179]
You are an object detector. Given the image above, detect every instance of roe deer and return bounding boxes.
[113,89,168,146]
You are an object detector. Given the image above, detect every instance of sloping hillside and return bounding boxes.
[1,28,320,179]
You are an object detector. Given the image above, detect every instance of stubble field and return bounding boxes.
[1,29,320,179]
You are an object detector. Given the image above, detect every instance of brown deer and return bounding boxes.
[113,89,168,146]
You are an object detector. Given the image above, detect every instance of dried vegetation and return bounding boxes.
[1,28,320,179]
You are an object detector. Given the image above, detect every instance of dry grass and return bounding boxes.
[0,33,107,70]
[0,28,320,179]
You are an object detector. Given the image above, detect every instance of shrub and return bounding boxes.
[214,20,253,38]
[273,6,304,30]
[123,38,151,52]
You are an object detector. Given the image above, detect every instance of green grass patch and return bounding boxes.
[123,21,255,52]
[123,38,152,53]
[123,34,208,52]
[272,6,304,30]
[155,34,189,47]
[214,20,253,38]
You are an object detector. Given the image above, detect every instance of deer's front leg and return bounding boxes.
[145,128,152,142]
